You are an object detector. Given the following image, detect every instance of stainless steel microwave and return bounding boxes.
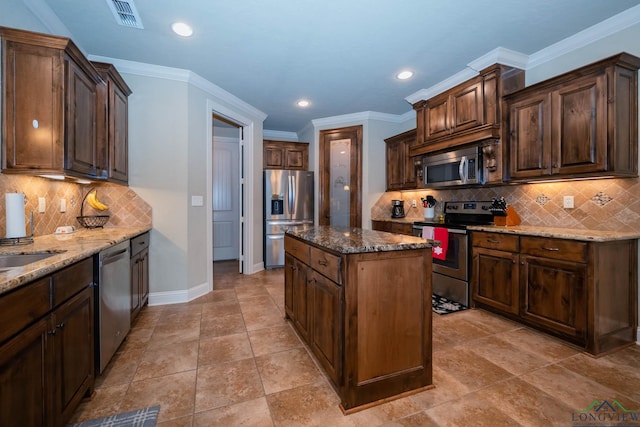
[423,146,484,188]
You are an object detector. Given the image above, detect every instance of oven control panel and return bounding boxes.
[444,201,493,214]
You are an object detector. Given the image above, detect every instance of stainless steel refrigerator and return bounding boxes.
[264,169,314,268]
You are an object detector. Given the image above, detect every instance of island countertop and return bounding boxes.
[0,226,151,296]
[285,226,433,254]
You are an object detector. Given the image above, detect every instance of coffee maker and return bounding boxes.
[391,200,405,218]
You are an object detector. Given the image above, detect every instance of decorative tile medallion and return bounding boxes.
[535,194,550,206]
[591,192,612,207]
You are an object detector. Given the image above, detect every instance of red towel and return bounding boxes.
[432,227,448,260]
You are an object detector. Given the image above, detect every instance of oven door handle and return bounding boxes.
[412,226,467,235]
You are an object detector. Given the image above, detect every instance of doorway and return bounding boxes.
[319,125,363,227]
[212,114,242,261]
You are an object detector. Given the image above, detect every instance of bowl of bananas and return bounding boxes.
[77,188,110,229]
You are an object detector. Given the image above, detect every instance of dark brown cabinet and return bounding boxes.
[130,232,150,322]
[471,231,637,355]
[385,129,417,190]
[263,140,309,170]
[371,220,413,236]
[506,53,640,181]
[0,27,103,180]
[471,232,519,315]
[285,234,432,412]
[412,64,524,156]
[93,62,132,184]
[309,270,343,385]
[0,257,94,427]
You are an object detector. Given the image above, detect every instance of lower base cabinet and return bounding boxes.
[284,234,432,412]
[472,231,637,355]
[0,258,94,427]
[130,232,150,322]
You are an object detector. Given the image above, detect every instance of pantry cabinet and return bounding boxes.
[263,140,309,170]
[385,129,418,190]
[471,231,637,355]
[506,53,640,181]
[0,257,94,427]
[0,27,103,180]
[412,64,524,156]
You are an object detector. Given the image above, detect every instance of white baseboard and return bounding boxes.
[637,327,640,345]
[148,281,211,306]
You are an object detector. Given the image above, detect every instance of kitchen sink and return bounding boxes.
[0,252,65,270]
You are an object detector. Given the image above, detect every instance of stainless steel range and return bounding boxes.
[412,201,494,306]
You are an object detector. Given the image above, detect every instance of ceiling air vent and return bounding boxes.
[106,0,144,29]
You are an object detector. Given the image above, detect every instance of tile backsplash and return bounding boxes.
[372,177,640,232]
[0,174,152,237]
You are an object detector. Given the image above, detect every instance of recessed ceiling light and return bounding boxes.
[172,22,193,37]
[396,70,414,80]
[296,99,310,108]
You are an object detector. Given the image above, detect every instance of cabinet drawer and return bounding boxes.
[0,277,51,344]
[131,232,150,256]
[472,232,519,252]
[52,258,94,307]
[309,246,342,284]
[389,222,412,236]
[285,236,309,264]
[520,237,587,263]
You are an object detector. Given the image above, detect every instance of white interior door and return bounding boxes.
[213,138,240,260]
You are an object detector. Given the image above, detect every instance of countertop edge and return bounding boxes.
[0,226,151,296]
[467,225,640,242]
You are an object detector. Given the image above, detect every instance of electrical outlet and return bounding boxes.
[411,199,417,208]
[563,195,574,209]
[38,197,46,213]
[60,199,66,213]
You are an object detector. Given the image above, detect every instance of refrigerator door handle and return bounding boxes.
[288,174,296,216]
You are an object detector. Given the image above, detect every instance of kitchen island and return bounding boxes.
[284,226,434,413]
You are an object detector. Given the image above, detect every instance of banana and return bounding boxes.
[86,190,109,211]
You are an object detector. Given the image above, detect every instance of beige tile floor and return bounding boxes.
[69,261,640,426]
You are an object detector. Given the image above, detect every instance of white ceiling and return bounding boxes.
[28,0,640,132]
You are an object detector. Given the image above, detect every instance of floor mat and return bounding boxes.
[68,405,159,427]
[432,294,469,315]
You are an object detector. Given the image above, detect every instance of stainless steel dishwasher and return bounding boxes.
[96,240,131,373]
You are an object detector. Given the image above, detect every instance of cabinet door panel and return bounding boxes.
[292,257,310,340]
[425,95,450,139]
[264,145,285,169]
[385,139,404,190]
[0,317,52,427]
[64,58,98,176]
[109,84,129,182]
[508,93,552,178]
[310,272,342,385]
[472,247,519,314]
[3,41,64,171]
[54,287,94,424]
[451,81,483,132]
[552,74,607,174]
[521,256,586,341]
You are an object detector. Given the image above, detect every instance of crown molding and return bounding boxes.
[528,4,640,69]
[88,55,267,122]
[311,110,411,129]
[467,47,529,71]
[263,130,300,141]
[405,68,478,105]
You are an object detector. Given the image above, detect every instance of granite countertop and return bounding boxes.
[468,224,640,242]
[0,226,151,296]
[286,226,433,254]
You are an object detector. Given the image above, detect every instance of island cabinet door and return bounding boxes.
[309,270,343,386]
[343,250,432,411]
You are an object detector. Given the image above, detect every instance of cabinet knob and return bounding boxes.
[318,259,328,266]
[56,322,65,329]
[520,261,525,265]
[47,329,57,335]
[542,247,560,252]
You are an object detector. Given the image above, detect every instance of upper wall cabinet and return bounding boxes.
[263,140,309,170]
[411,64,525,156]
[93,62,132,185]
[385,129,417,191]
[0,27,103,179]
[505,53,640,181]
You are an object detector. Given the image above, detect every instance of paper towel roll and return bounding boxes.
[6,193,26,238]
